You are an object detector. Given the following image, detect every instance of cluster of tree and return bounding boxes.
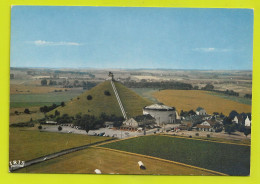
[10,122,34,127]
[45,112,123,131]
[53,70,95,78]
[244,94,252,99]
[201,84,239,97]
[63,80,97,89]
[222,110,251,136]
[213,89,239,97]
[180,110,196,117]
[123,81,193,90]
[39,103,64,113]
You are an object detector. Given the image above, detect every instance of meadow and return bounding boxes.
[101,135,250,176]
[15,147,215,175]
[10,90,83,108]
[9,127,112,161]
[153,90,251,115]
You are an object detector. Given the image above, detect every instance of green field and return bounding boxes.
[10,90,84,108]
[15,147,216,175]
[130,88,160,103]
[101,135,250,176]
[49,81,152,117]
[9,127,112,161]
[208,92,252,105]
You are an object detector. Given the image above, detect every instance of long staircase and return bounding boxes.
[111,81,127,120]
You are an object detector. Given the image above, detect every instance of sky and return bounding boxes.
[10,6,254,70]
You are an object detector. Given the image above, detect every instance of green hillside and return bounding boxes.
[49,81,152,118]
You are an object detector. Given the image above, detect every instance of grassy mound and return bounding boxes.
[49,81,152,118]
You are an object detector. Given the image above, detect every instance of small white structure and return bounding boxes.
[94,169,102,174]
[45,121,57,125]
[245,116,251,127]
[138,161,146,170]
[143,104,176,125]
[195,107,207,115]
[233,116,238,124]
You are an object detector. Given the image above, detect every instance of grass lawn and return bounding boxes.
[9,127,112,161]
[101,135,250,176]
[15,147,216,175]
[153,90,251,115]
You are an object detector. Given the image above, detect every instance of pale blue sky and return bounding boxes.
[10,6,254,70]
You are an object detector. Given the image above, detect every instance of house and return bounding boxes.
[245,116,251,127]
[196,120,215,132]
[232,116,239,124]
[123,118,139,128]
[196,107,207,115]
[104,122,114,128]
[121,114,156,131]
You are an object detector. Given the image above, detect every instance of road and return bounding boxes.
[9,138,115,172]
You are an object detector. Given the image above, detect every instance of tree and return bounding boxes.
[244,128,251,137]
[85,125,90,134]
[41,79,48,86]
[61,102,65,107]
[58,126,62,131]
[24,108,30,114]
[229,110,239,119]
[225,124,235,136]
[87,95,93,100]
[55,110,60,116]
[202,84,214,91]
[104,90,111,96]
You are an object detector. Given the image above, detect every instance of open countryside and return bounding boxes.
[153,90,251,116]
[9,7,253,176]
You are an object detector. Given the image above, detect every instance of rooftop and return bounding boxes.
[143,104,175,111]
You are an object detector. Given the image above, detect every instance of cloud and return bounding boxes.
[192,48,231,52]
[30,40,82,46]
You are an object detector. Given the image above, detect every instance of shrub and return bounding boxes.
[24,108,30,114]
[195,133,199,136]
[58,126,62,131]
[38,125,42,130]
[207,134,211,138]
[87,95,93,100]
[14,111,19,115]
[104,90,111,96]
[61,102,65,107]
[10,122,34,127]
[189,135,192,138]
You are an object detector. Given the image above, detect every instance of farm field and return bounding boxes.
[9,127,112,161]
[10,84,68,94]
[10,90,84,108]
[15,147,216,175]
[101,135,250,176]
[153,90,251,115]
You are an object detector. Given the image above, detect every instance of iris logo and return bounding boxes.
[9,160,25,171]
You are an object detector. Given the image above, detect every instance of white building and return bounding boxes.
[143,104,176,125]
[245,116,251,127]
[195,107,207,115]
[233,116,239,124]
[123,118,139,128]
